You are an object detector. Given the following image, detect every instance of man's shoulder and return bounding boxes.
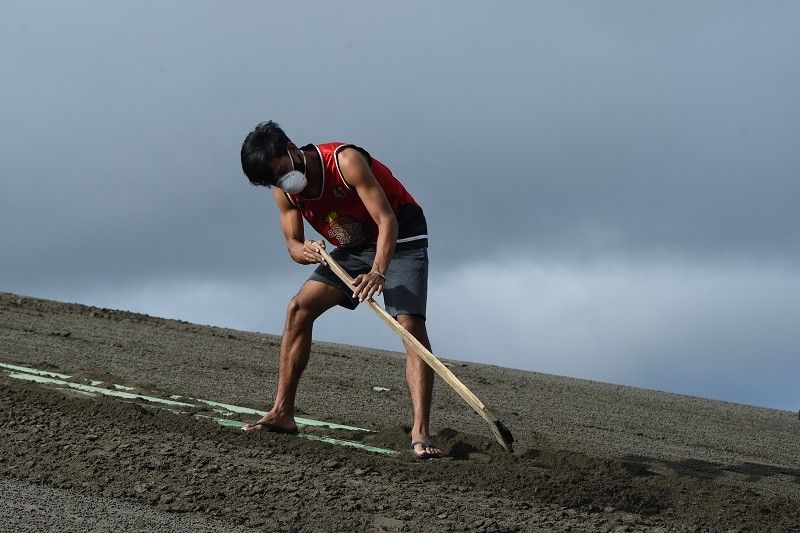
[335,144,373,166]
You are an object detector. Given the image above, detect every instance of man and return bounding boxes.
[239,121,440,458]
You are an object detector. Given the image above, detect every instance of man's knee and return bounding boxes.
[396,314,426,334]
[286,295,315,325]
[286,281,345,327]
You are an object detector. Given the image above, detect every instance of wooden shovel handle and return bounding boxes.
[313,244,513,452]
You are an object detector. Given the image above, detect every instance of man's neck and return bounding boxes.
[299,148,323,199]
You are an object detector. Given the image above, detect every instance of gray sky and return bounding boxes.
[2,1,798,410]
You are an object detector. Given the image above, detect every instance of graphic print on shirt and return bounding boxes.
[326,211,367,246]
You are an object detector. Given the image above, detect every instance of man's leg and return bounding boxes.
[244,280,346,432]
[396,313,441,457]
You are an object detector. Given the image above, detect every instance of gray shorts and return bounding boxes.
[309,246,428,318]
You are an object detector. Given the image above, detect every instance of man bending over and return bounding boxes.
[239,121,439,458]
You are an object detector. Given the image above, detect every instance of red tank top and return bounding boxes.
[286,143,428,249]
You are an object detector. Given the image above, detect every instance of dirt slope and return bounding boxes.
[1,291,798,532]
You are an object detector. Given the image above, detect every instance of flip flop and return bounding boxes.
[411,440,441,459]
[242,420,299,435]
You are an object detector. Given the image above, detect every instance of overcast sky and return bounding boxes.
[2,1,798,411]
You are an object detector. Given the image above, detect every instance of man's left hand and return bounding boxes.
[351,271,385,302]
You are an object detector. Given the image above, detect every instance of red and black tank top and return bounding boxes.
[286,142,428,250]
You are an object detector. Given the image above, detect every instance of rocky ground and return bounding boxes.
[1,291,798,532]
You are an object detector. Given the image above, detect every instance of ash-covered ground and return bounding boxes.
[1,291,798,532]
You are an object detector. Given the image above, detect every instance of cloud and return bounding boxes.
[47,275,295,336]
[424,253,800,411]
[3,1,800,288]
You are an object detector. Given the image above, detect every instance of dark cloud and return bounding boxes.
[3,2,798,288]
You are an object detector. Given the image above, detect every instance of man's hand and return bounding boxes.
[299,240,327,265]
[351,271,385,302]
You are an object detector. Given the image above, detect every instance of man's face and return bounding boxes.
[268,144,301,187]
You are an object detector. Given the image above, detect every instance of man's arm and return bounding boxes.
[337,147,398,301]
[273,188,326,265]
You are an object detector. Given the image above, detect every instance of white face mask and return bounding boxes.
[276,148,308,194]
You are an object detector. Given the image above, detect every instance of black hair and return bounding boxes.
[240,120,292,187]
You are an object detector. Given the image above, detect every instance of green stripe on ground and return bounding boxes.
[3,360,394,455]
[300,434,397,455]
[194,415,397,455]
[0,362,71,379]
[190,397,373,432]
[7,373,198,408]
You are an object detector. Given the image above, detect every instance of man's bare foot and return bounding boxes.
[242,414,298,434]
[411,435,441,459]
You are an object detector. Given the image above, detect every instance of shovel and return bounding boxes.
[313,243,515,453]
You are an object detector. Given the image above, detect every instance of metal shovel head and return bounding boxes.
[492,419,515,453]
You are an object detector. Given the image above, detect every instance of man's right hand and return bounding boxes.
[295,240,327,265]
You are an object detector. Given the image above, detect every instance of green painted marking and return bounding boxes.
[71,390,98,398]
[292,417,374,433]
[0,362,70,379]
[189,397,373,433]
[300,434,397,455]
[201,416,244,429]
[3,361,390,454]
[7,373,198,408]
[194,415,397,455]
[190,398,261,415]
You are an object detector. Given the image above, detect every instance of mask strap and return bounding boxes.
[287,147,307,175]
